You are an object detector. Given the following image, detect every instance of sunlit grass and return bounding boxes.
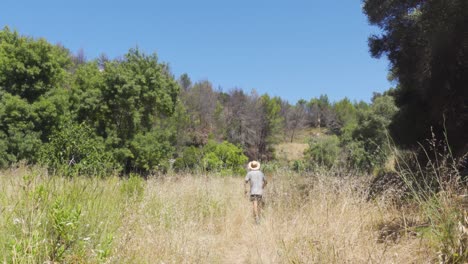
[0,166,437,263]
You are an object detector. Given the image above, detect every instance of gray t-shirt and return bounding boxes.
[245,170,266,195]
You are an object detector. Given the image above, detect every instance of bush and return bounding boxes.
[291,160,306,173]
[202,152,224,171]
[343,141,373,172]
[304,135,340,169]
[129,130,174,173]
[39,121,118,177]
[173,146,202,171]
[174,140,248,175]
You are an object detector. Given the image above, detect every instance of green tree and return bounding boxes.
[0,28,72,165]
[256,95,283,160]
[333,97,357,128]
[71,49,180,172]
[0,27,71,102]
[342,95,398,171]
[363,0,468,158]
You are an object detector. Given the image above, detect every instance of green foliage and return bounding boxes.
[338,95,398,172]
[256,95,283,160]
[342,141,373,171]
[0,27,71,102]
[71,49,180,172]
[202,140,248,174]
[129,130,174,172]
[173,146,202,171]
[0,82,45,164]
[174,141,247,175]
[304,135,340,169]
[0,28,71,166]
[333,97,357,127]
[363,0,468,159]
[0,171,130,263]
[39,121,117,176]
[49,198,82,261]
[289,159,305,173]
[202,152,224,171]
[120,173,145,200]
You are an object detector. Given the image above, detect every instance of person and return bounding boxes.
[244,160,267,223]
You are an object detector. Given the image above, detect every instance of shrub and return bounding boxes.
[175,141,247,175]
[173,146,202,171]
[39,121,118,177]
[304,135,340,169]
[202,141,248,174]
[202,152,223,171]
[291,160,306,173]
[343,141,373,172]
[129,130,174,173]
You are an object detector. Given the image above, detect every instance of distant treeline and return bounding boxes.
[0,0,466,176]
[0,27,394,175]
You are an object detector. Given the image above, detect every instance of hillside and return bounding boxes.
[276,127,327,162]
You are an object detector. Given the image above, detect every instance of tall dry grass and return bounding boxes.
[1,166,435,263]
[112,170,433,263]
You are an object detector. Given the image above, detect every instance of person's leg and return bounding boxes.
[253,199,259,220]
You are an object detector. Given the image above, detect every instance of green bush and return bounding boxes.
[129,130,174,173]
[39,121,118,177]
[304,135,340,169]
[343,141,373,172]
[291,160,306,172]
[338,95,397,172]
[202,152,224,171]
[173,146,202,171]
[174,141,247,175]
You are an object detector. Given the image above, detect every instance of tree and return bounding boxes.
[363,0,468,158]
[333,97,357,127]
[71,48,179,172]
[178,73,192,91]
[182,80,218,145]
[254,95,283,160]
[307,94,333,128]
[224,89,252,149]
[0,27,71,102]
[341,95,398,171]
[285,99,308,142]
[0,27,72,165]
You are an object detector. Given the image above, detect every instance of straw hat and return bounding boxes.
[248,161,261,171]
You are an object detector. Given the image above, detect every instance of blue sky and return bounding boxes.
[1,0,391,103]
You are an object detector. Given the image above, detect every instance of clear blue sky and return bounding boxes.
[1,0,391,103]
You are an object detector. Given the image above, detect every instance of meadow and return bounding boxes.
[1,165,448,263]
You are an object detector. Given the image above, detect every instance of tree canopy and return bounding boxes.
[363,0,468,158]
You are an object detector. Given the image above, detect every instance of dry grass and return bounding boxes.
[112,171,433,263]
[276,143,308,161]
[1,166,435,263]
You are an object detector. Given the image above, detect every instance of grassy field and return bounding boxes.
[0,165,443,263]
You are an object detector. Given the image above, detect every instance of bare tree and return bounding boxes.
[183,80,218,145]
[286,100,308,142]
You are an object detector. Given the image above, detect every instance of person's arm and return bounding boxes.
[262,173,267,188]
[244,173,250,195]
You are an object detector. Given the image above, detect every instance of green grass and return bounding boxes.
[0,166,131,263]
